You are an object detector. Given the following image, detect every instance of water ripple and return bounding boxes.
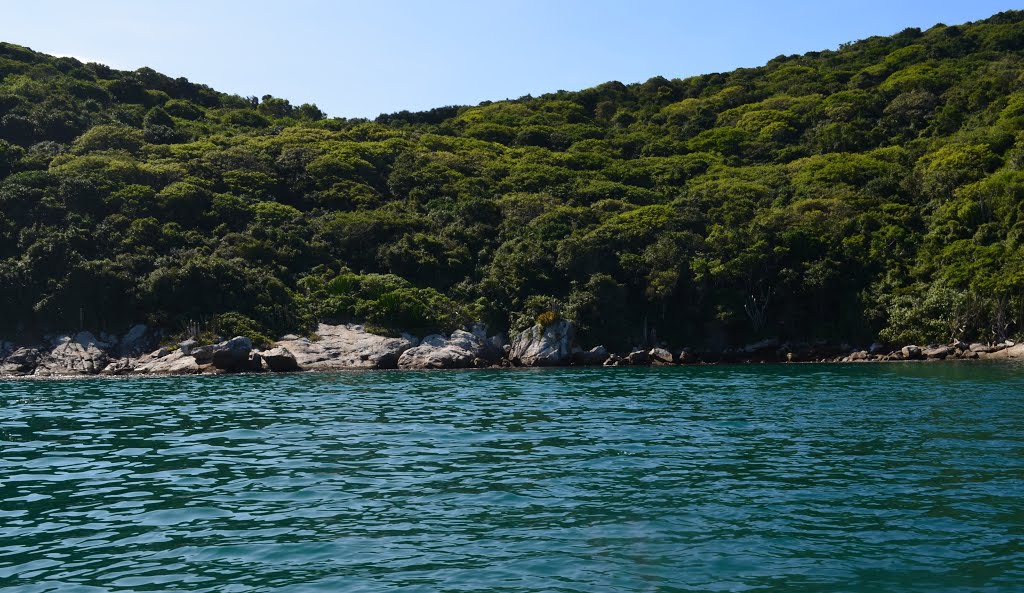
[2,364,1024,592]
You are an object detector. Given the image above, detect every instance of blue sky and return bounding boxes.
[2,1,1022,118]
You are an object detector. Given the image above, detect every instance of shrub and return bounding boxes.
[213,312,274,349]
[536,310,560,327]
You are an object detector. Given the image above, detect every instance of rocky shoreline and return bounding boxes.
[1,319,1022,379]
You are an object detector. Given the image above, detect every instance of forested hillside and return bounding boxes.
[2,11,1024,349]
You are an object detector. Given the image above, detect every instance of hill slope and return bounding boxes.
[2,11,1024,349]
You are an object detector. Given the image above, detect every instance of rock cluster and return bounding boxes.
[571,345,609,366]
[1,347,41,376]
[398,329,500,369]
[2,320,1023,378]
[211,336,261,372]
[828,340,1023,363]
[134,350,200,375]
[260,347,299,372]
[510,319,575,366]
[274,324,417,370]
[33,332,111,376]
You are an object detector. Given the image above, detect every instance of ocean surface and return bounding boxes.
[1,363,1023,592]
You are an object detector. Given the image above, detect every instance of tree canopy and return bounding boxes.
[2,11,1024,348]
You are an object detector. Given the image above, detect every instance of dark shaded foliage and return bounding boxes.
[2,11,1024,347]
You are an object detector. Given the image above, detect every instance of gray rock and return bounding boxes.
[468,322,489,341]
[134,350,200,374]
[34,332,110,376]
[0,347,42,376]
[969,342,992,353]
[246,352,264,372]
[571,345,609,366]
[603,353,624,367]
[923,345,951,359]
[850,350,870,361]
[398,330,490,369]
[981,343,1024,359]
[466,324,504,359]
[178,338,198,355]
[275,324,416,370]
[744,338,780,353]
[901,345,923,360]
[119,324,155,357]
[952,339,969,351]
[627,350,650,365]
[260,347,299,372]
[396,334,462,369]
[211,336,254,372]
[489,334,508,354]
[510,320,575,366]
[101,358,136,375]
[191,345,215,364]
[649,347,675,365]
[678,349,699,364]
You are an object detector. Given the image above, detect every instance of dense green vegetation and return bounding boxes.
[3,11,1024,349]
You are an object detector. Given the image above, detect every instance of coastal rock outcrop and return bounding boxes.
[981,342,1024,359]
[274,324,416,370]
[678,349,699,364]
[0,347,42,376]
[901,345,924,360]
[510,319,575,366]
[571,345,609,366]
[101,358,136,375]
[744,338,780,354]
[649,348,675,365]
[397,330,494,369]
[627,350,650,365]
[211,336,257,372]
[923,345,952,359]
[34,332,110,376]
[119,324,157,357]
[134,350,200,374]
[259,347,299,372]
[191,345,215,364]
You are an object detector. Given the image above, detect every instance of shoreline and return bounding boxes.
[2,347,1022,383]
[2,321,1022,380]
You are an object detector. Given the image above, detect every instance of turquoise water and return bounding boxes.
[1,364,1023,592]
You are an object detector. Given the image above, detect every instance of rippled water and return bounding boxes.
[2,363,1023,592]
